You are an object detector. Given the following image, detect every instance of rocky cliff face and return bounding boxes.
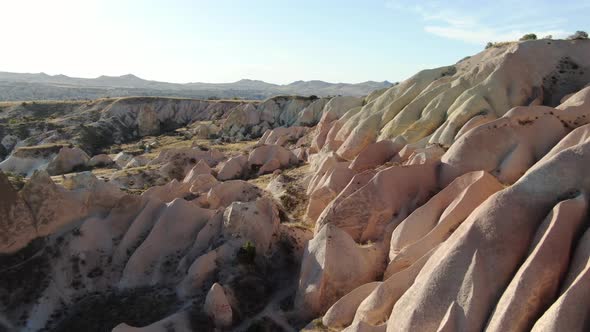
[0,95,324,170]
[296,39,590,332]
[2,39,590,332]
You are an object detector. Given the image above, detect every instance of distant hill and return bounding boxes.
[0,71,393,101]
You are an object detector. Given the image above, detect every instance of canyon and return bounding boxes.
[2,38,590,332]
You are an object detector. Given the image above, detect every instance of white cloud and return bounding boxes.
[424,26,568,44]
[386,0,569,44]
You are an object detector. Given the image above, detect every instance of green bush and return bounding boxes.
[77,124,111,154]
[519,33,537,41]
[237,241,256,264]
[568,31,589,40]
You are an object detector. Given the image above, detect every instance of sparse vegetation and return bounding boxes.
[238,241,257,264]
[485,41,514,49]
[77,124,112,154]
[5,171,26,190]
[519,33,537,41]
[568,30,589,40]
[50,286,181,332]
[308,317,334,331]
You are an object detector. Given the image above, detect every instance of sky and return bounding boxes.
[0,0,588,84]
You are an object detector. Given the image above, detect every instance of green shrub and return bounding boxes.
[568,31,589,40]
[77,124,111,154]
[237,241,256,264]
[519,33,537,41]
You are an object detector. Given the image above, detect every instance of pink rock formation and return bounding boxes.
[296,224,384,318]
[7,39,590,332]
[88,153,114,167]
[258,126,309,146]
[204,283,233,328]
[206,180,262,209]
[486,194,588,332]
[348,139,405,172]
[46,146,90,175]
[388,135,590,331]
[386,171,503,277]
[322,282,381,329]
[248,144,298,175]
[119,198,215,288]
[217,154,248,180]
[222,197,280,254]
[148,147,224,180]
[315,162,438,243]
[531,226,590,331]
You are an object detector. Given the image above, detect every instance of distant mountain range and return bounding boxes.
[0,71,393,101]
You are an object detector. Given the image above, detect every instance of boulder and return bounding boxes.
[206,180,263,209]
[142,179,188,202]
[192,122,220,139]
[188,174,218,194]
[113,152,134,168]
[88,154,114,167]
[124,155,150,169]
[178,242,237,297]
[292,147,309,162]
[295,224,385,318]
[1,135,18,152]
[204,283,233,328]
[222,197,280,254]
[258,126,309,147]
[183,159,212,180]
[217,155,248,181]
[149,147,225,180]
[149,147,224,167]
[248,145,298,175]
[46,147,90,175]
[0,144,62,176]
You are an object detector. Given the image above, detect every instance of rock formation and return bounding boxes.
[3,39,590,332]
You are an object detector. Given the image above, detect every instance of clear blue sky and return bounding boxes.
[1,0,588,84]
